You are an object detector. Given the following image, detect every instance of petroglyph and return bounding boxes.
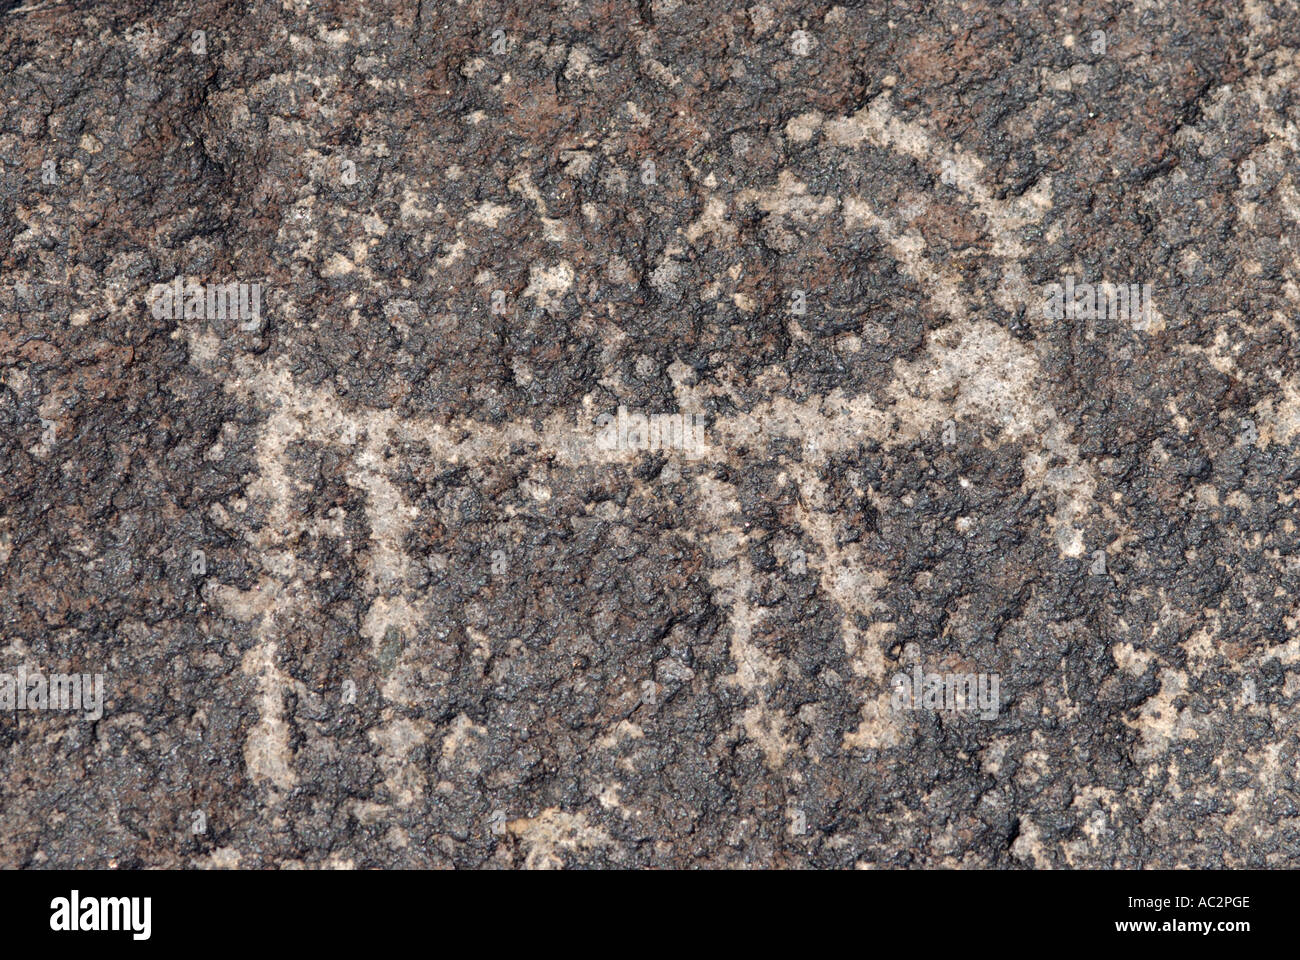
[183,91,1102,786]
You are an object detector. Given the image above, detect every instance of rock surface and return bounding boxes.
[2,0,1299,868]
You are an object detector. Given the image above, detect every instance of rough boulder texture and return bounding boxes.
[2,0,1300,868]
